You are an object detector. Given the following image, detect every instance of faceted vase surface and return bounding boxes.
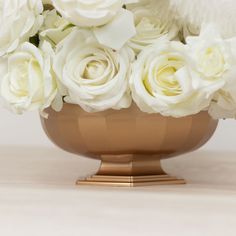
[41,104,218,187]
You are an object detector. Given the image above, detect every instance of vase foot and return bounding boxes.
[76,154,185,187]
[77,175,185,187]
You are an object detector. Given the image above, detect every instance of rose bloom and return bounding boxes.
[51,0,123,27]
[51,0,137,50]
[53,29,134,112]
[0,42,58,114]
[186,25,232,81]
[186,25,236,119]
[209,90,236,119]
[128,0,179,53]
[0,0,43,56]
[40,9,73,46]
[130,38,222,117]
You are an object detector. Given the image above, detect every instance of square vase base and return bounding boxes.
[76,154,186,187]
[77,175,186,187]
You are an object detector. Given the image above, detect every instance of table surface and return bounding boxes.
[0,146,236,236]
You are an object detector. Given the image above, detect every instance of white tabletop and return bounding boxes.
[0,146,236,236]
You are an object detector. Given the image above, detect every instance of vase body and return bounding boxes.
[41,104,218,187]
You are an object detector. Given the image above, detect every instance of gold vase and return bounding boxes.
[41,104,218,187]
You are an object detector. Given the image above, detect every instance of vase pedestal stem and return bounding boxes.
[77,154,185,187]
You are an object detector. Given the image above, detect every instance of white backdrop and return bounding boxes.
[0,107,236,151]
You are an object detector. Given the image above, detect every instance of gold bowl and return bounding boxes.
[41,104,218,187]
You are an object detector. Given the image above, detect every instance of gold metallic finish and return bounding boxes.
[41,104,218,187]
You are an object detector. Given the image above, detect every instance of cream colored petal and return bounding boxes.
[93,9,136,50]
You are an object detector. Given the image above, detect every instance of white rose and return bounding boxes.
[128,1,179,53]
[53,29,134,112]
[209,90,236,119]
[187,25,236,119]
[0,0,43,56]
[51,0,136,50]
[40,9,73,46]
[51,0,123,27]
[130,39,219,117]
[0,42,58,114]
[186,25,233,82]
[208,62,236,119]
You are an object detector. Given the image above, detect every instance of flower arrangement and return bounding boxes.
[1,0,236,119]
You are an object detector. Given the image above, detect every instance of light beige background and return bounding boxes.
[0,106,235,150]
[1,107,236,236]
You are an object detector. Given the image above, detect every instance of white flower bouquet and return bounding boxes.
[1,0,236,119]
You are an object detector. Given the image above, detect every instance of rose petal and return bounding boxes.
[93,9,136,50]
